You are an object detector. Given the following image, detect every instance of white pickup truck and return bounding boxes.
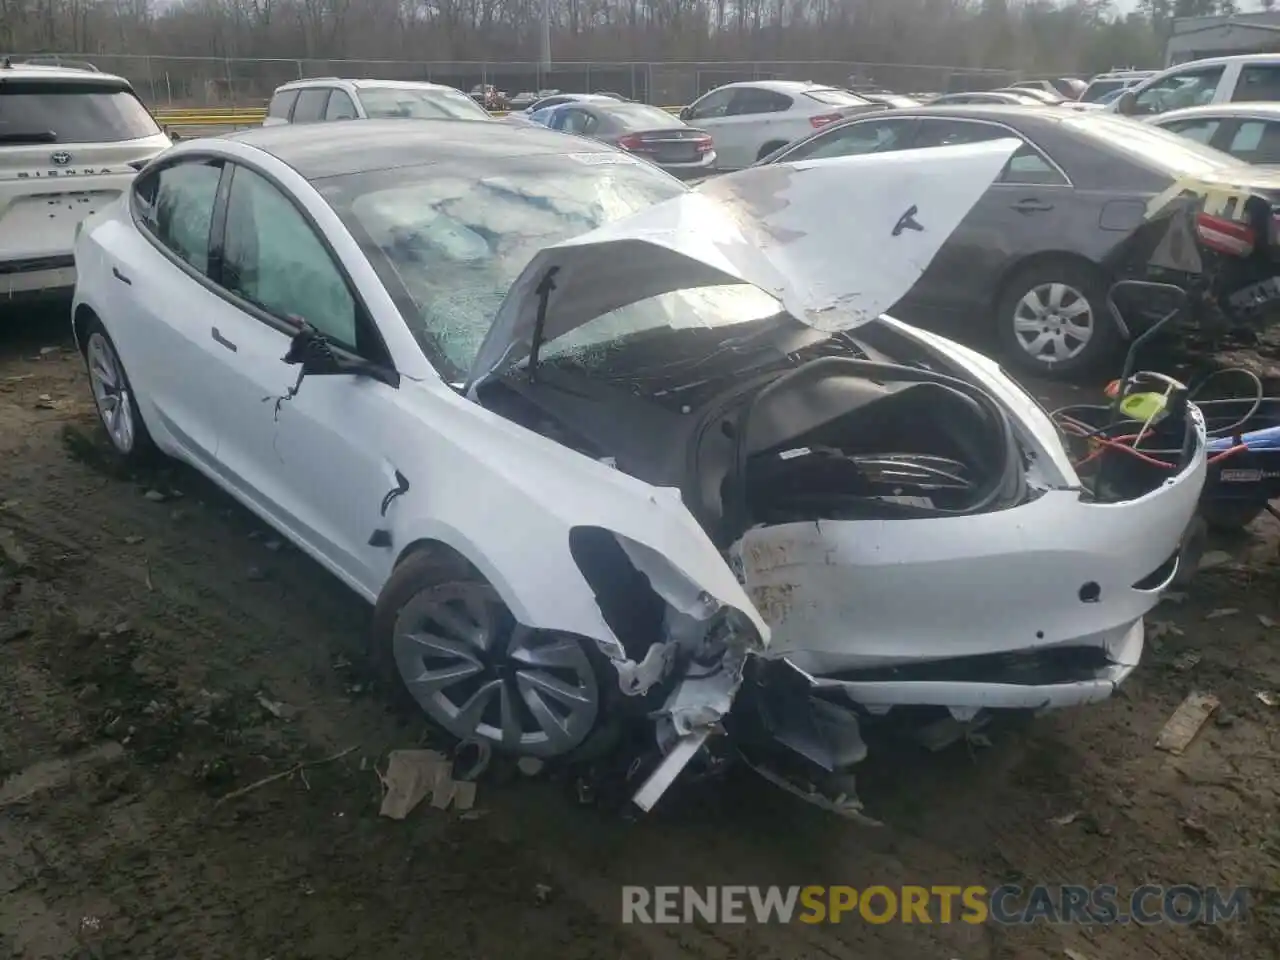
[676,80,884,170]
[1112,54,1280,118]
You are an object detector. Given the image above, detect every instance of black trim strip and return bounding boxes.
[0,254,74,274]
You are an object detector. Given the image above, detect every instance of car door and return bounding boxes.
[716,88,795,168]
[288,87,331,125]
[199,161,407,591]
[682,87,736,150]
[323,88,359,121]
[109,156,230,469]
[262,88,298,127]
[549,106,598,138]
[902,118,1076,315]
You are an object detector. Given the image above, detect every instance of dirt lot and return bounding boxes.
[1,305,1278,960]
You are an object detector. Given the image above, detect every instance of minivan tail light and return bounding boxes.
[1195,211,1255,257]
[810,113,843,129]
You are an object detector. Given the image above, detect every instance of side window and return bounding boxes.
[290,87,331,124]
[999,144,1067,186]
[132,160,223,274]
[324,90,358,121]
[1131,67,1224,116]
[559,108,592,134]
[266,89,298,121]
[1227,120,1280,164]
[547,106,570,130]
[912,119,1006,148]
[728,88,791,115]
[221,166,357,349]
[1161,117,1222,144]
[1233,65,1280,103]
[783,119,917,161]
[688,88,734,120]
[914,120,1066,186]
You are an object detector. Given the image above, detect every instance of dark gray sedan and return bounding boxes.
[760,105,1280,377]
[538,101,716,178]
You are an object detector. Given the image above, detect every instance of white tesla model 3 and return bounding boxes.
[72,121,1206,814]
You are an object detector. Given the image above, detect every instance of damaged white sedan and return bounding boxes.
[71,120,1207,815]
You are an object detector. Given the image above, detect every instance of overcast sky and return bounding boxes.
[1110,0,1267,12]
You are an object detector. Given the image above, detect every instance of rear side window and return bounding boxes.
[1161,117,1222,144]
[1226,120,1280,164]
[267,89,298,120]
[803,88,870,107]
[0,81,160,143]
[782,118,917,161]
[1234,65,1280,103]
[132,160,223,274]
[291,88,330,124]
[912,119,1067,186]
[728,88,792,115]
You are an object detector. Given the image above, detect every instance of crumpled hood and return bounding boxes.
[465,137,1021,389]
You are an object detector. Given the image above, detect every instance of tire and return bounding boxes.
[81,318,158,464]
[1200,500,1266,533]
[371,550,610,760]
[995,259,1122,379]
[757,140,789,162]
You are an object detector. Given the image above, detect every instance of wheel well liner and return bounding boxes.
[992,251,1107,314]
[72,303,97,353]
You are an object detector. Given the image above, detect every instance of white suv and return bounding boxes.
[0,59,169,299]
[1113,54,1280,118]
[677,80,884,169]
[263,78,493,126]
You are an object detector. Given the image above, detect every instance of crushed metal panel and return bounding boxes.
[465,138,1020,388]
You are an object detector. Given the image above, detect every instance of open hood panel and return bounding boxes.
[465,137,1020,389]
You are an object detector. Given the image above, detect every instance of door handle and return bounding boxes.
[210,327,238,353]
[111,266,132,285]
[1012,199,1054,214]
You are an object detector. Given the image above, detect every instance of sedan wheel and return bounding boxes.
[996,260,1121,379]
[391,581,600,758]
[83,324,154,461]
[1012,282,1093,364]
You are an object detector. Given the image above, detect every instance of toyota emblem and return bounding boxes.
[50,151,71,166]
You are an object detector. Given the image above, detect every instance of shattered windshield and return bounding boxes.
[321,155,781,378]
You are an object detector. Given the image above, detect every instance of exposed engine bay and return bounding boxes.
[476,317,1031,548]
[473,310,1206,818]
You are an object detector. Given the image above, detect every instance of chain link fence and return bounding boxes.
[2,53,1021,108]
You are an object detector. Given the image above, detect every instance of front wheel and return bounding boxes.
[995,260,1122,379]
[82,319,157,464]
[371,551,606,759]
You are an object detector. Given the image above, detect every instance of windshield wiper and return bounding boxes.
[0,130,57,144]
[526,266,559,384]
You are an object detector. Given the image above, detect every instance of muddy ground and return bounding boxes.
[1,305,1278,960]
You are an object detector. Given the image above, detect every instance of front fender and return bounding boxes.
[388,385,769,660]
